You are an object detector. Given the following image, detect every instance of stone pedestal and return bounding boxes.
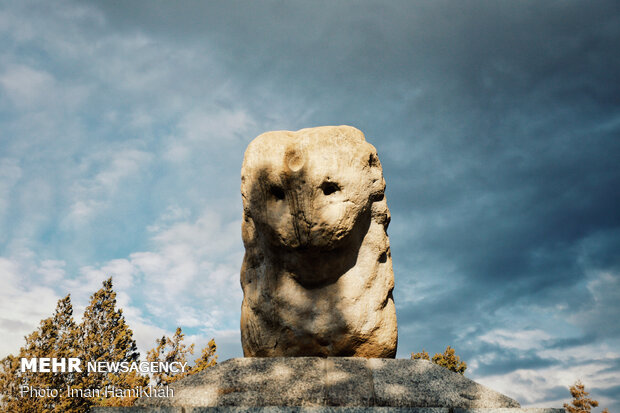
[93,409,565,413]
[90,358,564,412]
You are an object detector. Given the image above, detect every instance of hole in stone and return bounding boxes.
[321,181,340,196]
[270,185,285,200]
[369,153,378,167]
[379,251,387,263]
[371,192,384,202]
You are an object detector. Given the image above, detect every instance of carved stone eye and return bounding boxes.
[321,181,340,196]
[270,185,285,200]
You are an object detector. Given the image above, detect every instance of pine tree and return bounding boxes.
[410,346,467,375]
[192,338,218,374]
[0,279,223,410]
[0,353,32,412]
[411,349,430,361]
[564,381,599,413]
[146,327,218,386]
[74,277,147,408]
[0,294,81,412]
[0,280,154,411]
[49,295,80,411]
[432,346,467,375]
[147,327,194,386]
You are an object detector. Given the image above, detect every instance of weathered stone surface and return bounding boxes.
[135,358,521,409]
[94,408,564,413]
[94,407,447,412]
[92,408,183,413]
[455,410,565,413]
[323,358,374,406]
[366,359,518,408]
[240,125,397,358]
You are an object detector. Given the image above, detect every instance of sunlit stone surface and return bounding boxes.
[133,358,522,408]
[239,126,397,357]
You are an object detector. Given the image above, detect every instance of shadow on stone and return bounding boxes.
[132,358,520,409]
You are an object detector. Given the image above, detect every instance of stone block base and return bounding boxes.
[92,408,566,413]
[90,358,564,413]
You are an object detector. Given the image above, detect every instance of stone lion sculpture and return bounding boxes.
[240,125,397,357]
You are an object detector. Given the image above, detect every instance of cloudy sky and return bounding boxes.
[1,0,619,409]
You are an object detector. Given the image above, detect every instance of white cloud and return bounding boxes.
[36,260,67,284]
[479,328,552,351]
[180,108,255,143]
[478,358,620,408]
[74,258,136,293]
[0,246,209,362]
[64,148,153,225]
[163,107,257,163]
[146,205,191,233]
[0,65,56,109]
[0,256,61,357]
[126,208,244,327]
[0,158,22,220]
[537,341,620,364]
[49,206,246,360]
[471,327,620,408]
[0,62,90,113]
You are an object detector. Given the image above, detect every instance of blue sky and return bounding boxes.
[1,0,619,409]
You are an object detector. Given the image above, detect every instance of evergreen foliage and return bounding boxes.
[0,277,218,412]
[411,349,430,361]
[0,279,147,411]
[74,277,147,408]
[564,381,599,413]
[146,327,217,386]
[0,295,83,411]
[432,346,467,375]
[192,338,218,374]
[410,345,467,375]
[147,327,194,386]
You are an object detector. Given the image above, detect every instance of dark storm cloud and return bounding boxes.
[599,384,620,399]
[474,351,559,377]
[545,335,597,350]
[88,0,620,386]
[598,384,620,413]
[600,358,620,375]
[90,1,620,112]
